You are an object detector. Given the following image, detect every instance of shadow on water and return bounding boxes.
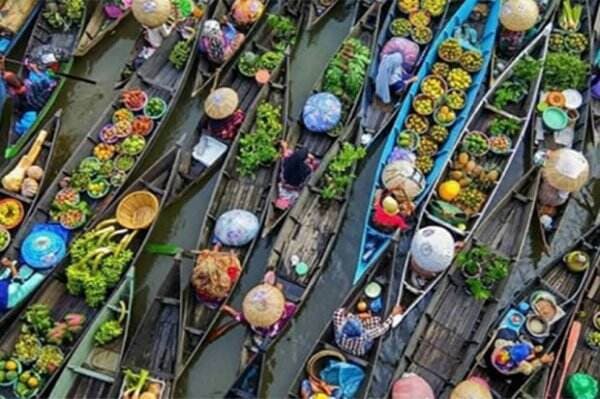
[1,0,598,397]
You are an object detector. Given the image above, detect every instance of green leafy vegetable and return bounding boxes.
[320,143,366,200]
[543,52,589,91]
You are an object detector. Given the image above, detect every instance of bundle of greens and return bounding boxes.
[320,143,366,200]
[66,219,136,307]
[456,245,509,301]
[492,56,542,109]
[169,40,191,70]
[543,52,589,91]
[94,301,127,346]
[237,102,283,176]
[323,38,371,103]
[43,0,84,31]
[267,14,297,48]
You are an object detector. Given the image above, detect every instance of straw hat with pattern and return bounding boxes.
[242,283,285,328]
[204,88,240,120]
[132,0,172,28]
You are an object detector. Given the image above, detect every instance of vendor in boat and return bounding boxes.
[371,189,412,232]
[333,304,403,357]
[230,0,265,27]
[190,245,242,305]
[409,226,463,287]
[375,38,420,103]
[274,141,319,210]
[491,338,554,376]
[0,55,26,98]
[223,271,296,343]
[198,19,245,65]
[204,87,246,140]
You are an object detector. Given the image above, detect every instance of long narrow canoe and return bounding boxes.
[74,1,130,57]
[593,1,600,147]
[110,256,182,399]
[48,268,134,398]
[0,146,181,399]
[170,2,302,202]
[0,15,201,327]
[287,241,398,399]
[358,0,455,145]
[262,0,383,236]
[0,0,43,56]
[488,0,560,85]
[306,0,341,31]
[175,57,291,375]
[353,0,502,284]
[225,119,364,396]
[544,258,600,398]
[4,2,86,159]
[387,166,541,397]
[467,223,600,398]
[190,0,274,98]
[533,0,594,253]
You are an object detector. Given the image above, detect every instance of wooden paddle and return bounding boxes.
[553,321,582,399]
[4,57,97,85]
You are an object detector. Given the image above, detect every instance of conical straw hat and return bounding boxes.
[542,148,590,193]
[204,88,239,120]
[500,0,539,32]
[242,283,285,328]
[132,0,172,28]
[450,378,493,399]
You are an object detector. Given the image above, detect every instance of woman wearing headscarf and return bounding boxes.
[375,37,420,103]
[199,19,245,64]
[274,141,319,210]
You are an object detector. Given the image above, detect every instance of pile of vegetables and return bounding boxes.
[323,38,371,103]
[267,14,297,47]
[456,245,509,301]
[94,301,127,346]
[320,143,366,200]
[43,0,84,31]
[237,51,285,76]
[65,219,136,307]
[169,40,192,70]
[121,369,163,399]
[237,101,284,176]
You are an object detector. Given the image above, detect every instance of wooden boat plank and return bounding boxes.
[75,2,130,57]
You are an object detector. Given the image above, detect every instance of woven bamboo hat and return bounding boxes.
[500,0,539,32]
[204,88,239,120]
[542,149,590,193]
[242,283,285,328]
[116,190,159,229]
[450,377,493,399]
[132,0,172,28]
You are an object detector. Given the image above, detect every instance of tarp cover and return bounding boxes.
[0,0,37,34]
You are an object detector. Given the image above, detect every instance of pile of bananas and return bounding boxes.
[430,125,448,143]
[432,62,450,78]
[413,95,435,115]
[448,68,471,90]
[438,38,463,62]
[416,155,434,174]
[406,114,429,133]
[459,51,483,72]
[421,75,446,99]
[417,137,438,156]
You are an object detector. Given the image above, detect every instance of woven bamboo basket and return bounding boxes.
[116,190,159,229]
[306,349,346,381]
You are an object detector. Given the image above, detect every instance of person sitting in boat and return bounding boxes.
[223,271,296,347]
[375,38,420,103]
[0,55,26,98]
[333,304,403,357]
[371,189,411,233]
[204,87,246,140]
[230,0,265,27]
[274,141,319,210]
[199,19,245,65]
[491,337,555,376]
[190,246,242,306]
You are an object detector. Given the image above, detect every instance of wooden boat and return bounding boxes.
[0,146,181,399]
[353,0,502,284]
[488,0,560,84]
[306,0,341,31]
[170,2,302,202]
[110,258,182,399]
[261,0,383,237]
[466,223,600,398]
[0,109,60,238]
[286,241,398,399]
[385,166,541,397]
[532,0,594,253]
[47,268,135,398]
[358,0,455,145]
[0,14,200,326]
[544,258,600,398]
[222,119,364,396]
[0,0,43,56]
[593,0,600,147]
[190,0,274,98]
[74,1,130,57]
[4,2,86,160]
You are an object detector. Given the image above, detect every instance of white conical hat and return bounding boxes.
[410,226,455,273]
[500,0,539,32]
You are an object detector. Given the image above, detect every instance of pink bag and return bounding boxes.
[381,38,420,69]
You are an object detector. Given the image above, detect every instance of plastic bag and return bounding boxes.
[320,360,365,399]
[566,373,599,399]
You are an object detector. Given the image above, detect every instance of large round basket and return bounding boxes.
[116,190,159,229]
[306,349,346,381]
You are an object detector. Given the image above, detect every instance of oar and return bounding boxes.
[207,319,241,343]
[146,242,184,256]
[4,57,97,85]
[553,321,582,399]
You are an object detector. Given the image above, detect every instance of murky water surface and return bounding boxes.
[2,1,599,397]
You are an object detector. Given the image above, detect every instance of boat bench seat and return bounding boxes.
[320,342,370,368]
[158,296,180,306]
[185,326,205,337]
[68,365,115,384]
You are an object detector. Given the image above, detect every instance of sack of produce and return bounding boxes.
[191,249,241,302]
[214,209,259,247]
